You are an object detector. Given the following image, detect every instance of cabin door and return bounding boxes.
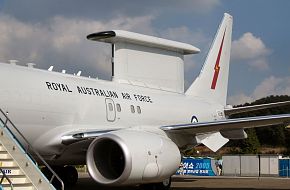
[105,98,116,122]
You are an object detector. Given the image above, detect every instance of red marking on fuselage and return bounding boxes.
[211,29,226,90]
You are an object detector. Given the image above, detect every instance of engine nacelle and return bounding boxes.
[221,129,248,139]
[86,130,180,185]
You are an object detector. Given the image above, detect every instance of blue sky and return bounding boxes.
[0,0,289,104]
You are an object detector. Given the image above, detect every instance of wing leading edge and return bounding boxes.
[60,114,290,153]
[224,101,290,116]
[161,114,290,152]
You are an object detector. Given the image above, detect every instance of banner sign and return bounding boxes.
[176,158,217,176]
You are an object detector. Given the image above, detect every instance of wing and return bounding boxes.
[224,101,290,116]
[59,114,290,156]
[161,114,290,152]
[161,114,290,133]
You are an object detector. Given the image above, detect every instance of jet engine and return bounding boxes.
[86,130,180,185]
[221,129,248,139]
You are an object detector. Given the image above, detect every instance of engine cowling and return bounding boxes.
[221,129,248,139]
[86,130,180,185]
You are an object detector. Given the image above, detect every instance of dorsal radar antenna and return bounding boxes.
[86,30,200,93]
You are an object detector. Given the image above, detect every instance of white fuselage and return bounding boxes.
[0,63,223,163]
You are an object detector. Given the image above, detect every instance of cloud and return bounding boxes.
[0,14,155,79]
[160,26,213,90]
[227,93,254,105]
[1,0,220,22]
[162,26,208,45]
[250,58,269,70]
[231,32,271,70]
[0,0,220,89]
[161,26,208,70]
[232,33,270,60]
[0,10,213,84]
[252,76,290,98]
[228,76,290,105]
[160,0,220,14]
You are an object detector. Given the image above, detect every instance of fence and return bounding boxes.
[176,155,290,178]
[222,155,282,177]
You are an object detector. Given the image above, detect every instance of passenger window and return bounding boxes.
[137,106,141,114]
[130,105,135,113]
[116,103,121,112]
[108,103,113,111]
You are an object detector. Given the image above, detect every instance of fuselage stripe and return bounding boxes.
[211,29,226,90]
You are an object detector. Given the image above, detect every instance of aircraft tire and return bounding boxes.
[155,177,171,190]
[42,166,63,189]
[140,177,171,190]
[63,165,78,186]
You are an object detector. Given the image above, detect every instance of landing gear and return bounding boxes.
[62,165,78,186]
[42,165,78,189]
[157,177,171,190]
[140,177,171,190]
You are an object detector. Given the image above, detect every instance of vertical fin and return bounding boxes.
[186,13,233,106]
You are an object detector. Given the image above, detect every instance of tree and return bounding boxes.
[256,125,286,146]
[240,128,260,154]
[230,95,290,151]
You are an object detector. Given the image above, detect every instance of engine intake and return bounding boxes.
[86,130,180,185]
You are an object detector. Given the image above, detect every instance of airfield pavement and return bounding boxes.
[70,173,290,190]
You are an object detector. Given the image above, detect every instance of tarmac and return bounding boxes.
[70,173,290,190]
